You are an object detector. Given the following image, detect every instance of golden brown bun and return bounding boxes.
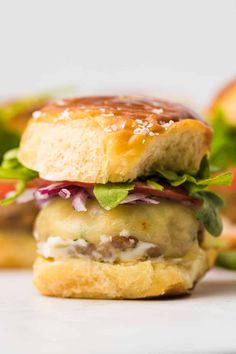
[33,244,217,299]
[208,79,236,125]
[0,230,36,268]
[19,96,212,183]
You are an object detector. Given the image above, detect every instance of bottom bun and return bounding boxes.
[33,245,217,299]
[0,231,36,268]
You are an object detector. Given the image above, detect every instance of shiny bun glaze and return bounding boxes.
[33,95,207,131]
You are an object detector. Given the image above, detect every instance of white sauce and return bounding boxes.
[37,235,161,263]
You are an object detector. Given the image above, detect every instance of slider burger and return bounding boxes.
[207,79,236,269]
[0,96,48,267]
[1,96,231,297]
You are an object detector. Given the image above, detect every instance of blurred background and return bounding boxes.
[0,0,235,108]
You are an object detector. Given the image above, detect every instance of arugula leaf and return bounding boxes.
[155,158,230,236]
[93,183,135,210]
[197,155,210,179]
[147,180,164,191]
[0,149,38,180]
[0,122,20,162]
[216,251,236,270]
[156,168,197,186]
[210,108,236,169]
[191,191,224,236]
[0,97,42,162]
[156,155,232,189]
[0,149,38,205]
[195,173,232,186]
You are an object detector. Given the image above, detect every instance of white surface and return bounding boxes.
[0,268,235,354]
[0,0,236,107]
[1,2,236,352]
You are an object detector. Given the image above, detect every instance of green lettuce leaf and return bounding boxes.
[93,183,135,210]
[156,155,232,189]
[0,96,48,162]
[147,180,164,191]
[0,149,38,180]
[0,123,20,161]
[210,108,236,169]
[0,149,38,205]
[191,191,224,236]
[156,169,232,188]
[216,251,236,270]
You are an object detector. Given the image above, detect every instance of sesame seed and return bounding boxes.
[60,109,71,120]
[56,100,66,106]
[161,120,174,129]
[103,113,114,117]
[152,108,164,114]
[135,119,143,124]
[33,111,42,119]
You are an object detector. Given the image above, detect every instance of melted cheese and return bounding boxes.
[35,198,199,258]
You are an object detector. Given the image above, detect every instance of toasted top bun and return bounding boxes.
[19,96,212,183]
[208,79,236,125]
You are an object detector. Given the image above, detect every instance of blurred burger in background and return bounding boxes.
[0,96,49,267]
[207,79,236,270]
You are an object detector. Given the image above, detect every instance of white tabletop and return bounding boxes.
[0,268,235,354]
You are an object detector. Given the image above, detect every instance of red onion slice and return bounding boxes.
[35,184,80,200]
[72,190,88,212]
[16,188,37,204]
[58,186,80,199]
[121,193,160,205]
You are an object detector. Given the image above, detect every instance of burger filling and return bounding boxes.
[35,198,201,263]
[0,149,232,264]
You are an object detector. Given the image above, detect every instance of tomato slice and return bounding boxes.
[0,182,15,199]
[134,182,196,203]
[230,168,236,191]
[27,178,94,189]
